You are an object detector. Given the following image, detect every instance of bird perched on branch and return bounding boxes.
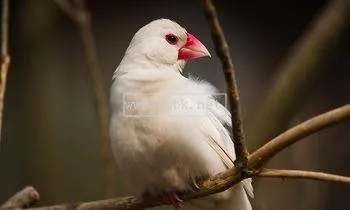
[110,19,253,210]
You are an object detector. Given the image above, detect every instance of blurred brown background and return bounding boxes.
[0,0,349,210]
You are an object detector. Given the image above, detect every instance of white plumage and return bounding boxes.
[110,19,253,210]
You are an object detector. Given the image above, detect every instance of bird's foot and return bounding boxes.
[162,191,183,210]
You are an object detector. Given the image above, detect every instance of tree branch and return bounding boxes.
[0,0,10,143]
[23,196,160,210]
[54,0,117,197]
[1,0,9,55]
[6,104,348,210]
[248,0,350,150]
[18,168,243,210]
[1,186,40,209]
[202,0,248,169]
[248,104,350,169]
[257,169,350,184]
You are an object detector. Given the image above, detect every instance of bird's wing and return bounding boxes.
[168,77,253,198]
[201,98,254,198]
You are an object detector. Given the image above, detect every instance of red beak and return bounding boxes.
[178,33,211,60]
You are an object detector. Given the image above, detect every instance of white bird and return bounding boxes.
[110,19,253,210]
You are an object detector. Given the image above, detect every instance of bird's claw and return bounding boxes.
[192,179,201,190]
[190,176,206,191]
[162,191,183,210]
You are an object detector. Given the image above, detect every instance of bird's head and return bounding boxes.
[123,19,211,71]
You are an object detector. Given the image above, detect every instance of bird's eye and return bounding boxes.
[165,34,178,45]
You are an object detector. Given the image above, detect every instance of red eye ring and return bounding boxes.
[165,34,178,45]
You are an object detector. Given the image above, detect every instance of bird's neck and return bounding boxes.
[116,53,186,74]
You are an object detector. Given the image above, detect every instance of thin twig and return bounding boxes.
[248,0,350,150]
[257,169,350,184]
[10,105,350,210]
[1,186,40,209]
[1,0,9,55]
[248,104,350,169]
[0,0,10,142]
[202,0,248,169]
[54,0,117,197]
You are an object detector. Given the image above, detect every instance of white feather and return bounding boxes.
[110,19,253,210]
